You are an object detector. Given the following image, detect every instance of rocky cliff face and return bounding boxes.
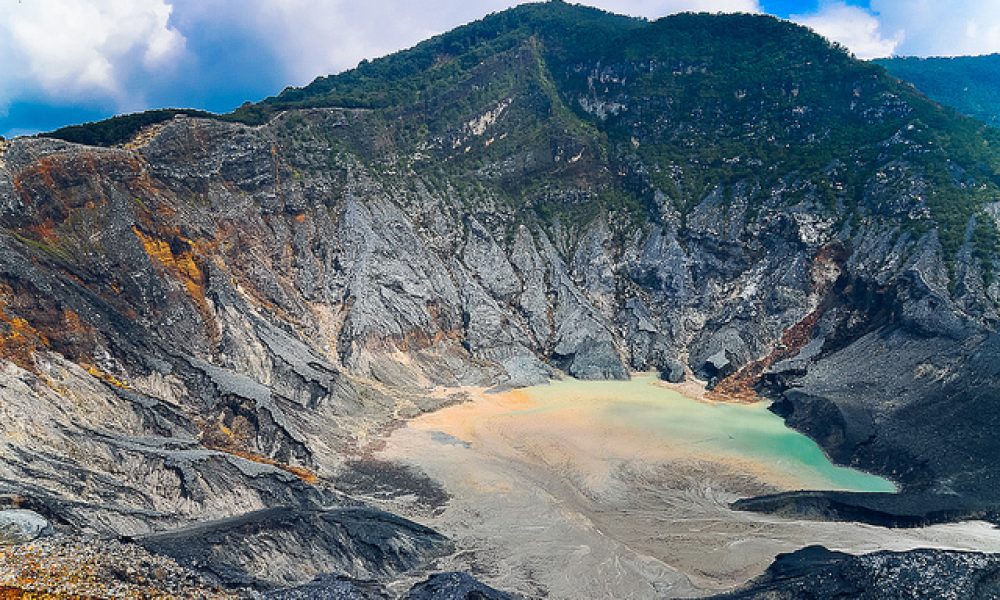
[2,3,999,595]
[714,545,1000,599]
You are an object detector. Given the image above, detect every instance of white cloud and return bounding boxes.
[871,0,1000,57]
[0,0,184,107]
[792,0,1000,59]
[792,1,901,59]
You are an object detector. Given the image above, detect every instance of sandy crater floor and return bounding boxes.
[366,376,1000,599]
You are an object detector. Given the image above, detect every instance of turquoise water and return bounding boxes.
[517,375,897,493]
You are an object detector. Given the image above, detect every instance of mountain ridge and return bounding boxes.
[876,53,1000,129]
[40,5,1000,272]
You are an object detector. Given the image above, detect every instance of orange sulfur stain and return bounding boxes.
[204,442,319,485]
[132,226,217,338]
[203,420,319,485]
[709,308,822,403]
[0,293,49,371]
[82,364,131,389]
[709,243,844,403]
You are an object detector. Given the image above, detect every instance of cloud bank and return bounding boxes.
[872,0,1000,57]
[792,0,1000,59]
[0,0,184,111]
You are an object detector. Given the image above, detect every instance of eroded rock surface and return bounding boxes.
[138,507,453,589]
[1,4,999,596]
[403,573,515,600]
[714,545,1000,600]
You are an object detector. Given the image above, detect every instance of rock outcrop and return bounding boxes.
[137,507,453,589]
[404,573,515,600]
[0,510,52,545]
[713,545,1000,600]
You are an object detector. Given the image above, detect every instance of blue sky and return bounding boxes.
[2,0,999,138]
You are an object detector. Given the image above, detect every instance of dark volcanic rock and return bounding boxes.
[266,572,515,600]
[137,506,453,588]
[712,545,1000,600]
[658,358,686,383]
[754,329,1000,525]
[404,572,516,600]
[732,491,1000,528]
[267,575,390,600]
[335,460,451,515]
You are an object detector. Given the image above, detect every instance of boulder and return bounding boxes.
[0,510,53,545]
[705,350,733,376]
[659,358,686,383]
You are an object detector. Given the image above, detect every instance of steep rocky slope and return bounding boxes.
[714,545,1000,599]
[2,1,999,595]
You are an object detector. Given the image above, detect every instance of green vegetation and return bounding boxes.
[876,54,1000,128]
[229,1,642,124]
[45,109,215,147]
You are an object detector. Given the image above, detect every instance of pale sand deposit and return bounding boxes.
[370,375,1000,599]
